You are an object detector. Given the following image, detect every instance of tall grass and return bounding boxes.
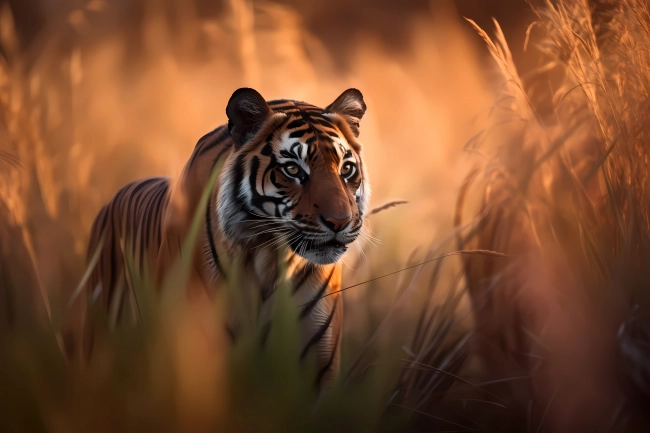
[4,0,650,431]
[458,0,650,431]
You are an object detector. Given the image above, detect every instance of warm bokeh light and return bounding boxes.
[3,1,650,432]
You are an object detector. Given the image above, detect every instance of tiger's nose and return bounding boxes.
[322,215,352,233]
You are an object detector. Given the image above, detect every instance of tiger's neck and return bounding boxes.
[202,191,340,310]
[204,206,318,298]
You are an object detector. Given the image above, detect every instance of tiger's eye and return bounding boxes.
[341,162,356,178]
[285,164,300,176]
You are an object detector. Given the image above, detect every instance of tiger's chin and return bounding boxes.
[289,238,351,265]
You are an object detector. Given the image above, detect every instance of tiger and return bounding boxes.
[82,87,370,388]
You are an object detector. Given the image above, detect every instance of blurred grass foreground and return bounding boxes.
[3,0,650,432]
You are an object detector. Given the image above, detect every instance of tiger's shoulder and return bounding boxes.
[154,125,233,283]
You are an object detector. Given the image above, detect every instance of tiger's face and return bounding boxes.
[217,88,369,265]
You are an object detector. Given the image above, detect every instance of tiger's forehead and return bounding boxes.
[266,99,353,162]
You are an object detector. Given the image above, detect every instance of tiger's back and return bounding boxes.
[85,177,170,327]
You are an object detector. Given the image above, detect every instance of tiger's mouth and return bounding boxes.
[288,236,352,264]
[289,237,349,252]
[314,239,348,250]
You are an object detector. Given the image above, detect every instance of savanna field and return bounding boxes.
[2,0,650,432]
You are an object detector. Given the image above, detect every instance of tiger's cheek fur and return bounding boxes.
[216,151,298,243]
[357,161,370,219]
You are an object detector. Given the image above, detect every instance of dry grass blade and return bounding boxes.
[343,249,503,385]
[388,403,476,431]
[299,250,506,308]
[367,200,409,216]
[67,236,105,309]
[397,358,509,406]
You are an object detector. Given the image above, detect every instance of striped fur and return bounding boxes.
[83,88,369,389]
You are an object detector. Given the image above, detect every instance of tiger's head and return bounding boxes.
[217,88,370,265]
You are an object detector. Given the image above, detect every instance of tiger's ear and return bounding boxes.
[226,88,273,148]
[326,88,366,137]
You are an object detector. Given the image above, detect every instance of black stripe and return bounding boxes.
[316,299,341,388]
[205,190,225,277]
[325,130,339,138]
[150,182,168,251]
[106,194,125,306]
[138,184,157,272]
[124,178,160,252]
[248,156,286,209]
[143,181,168,256]
[300,301,338,360]
[286,119,306,129]
[137,181,159,244]
[261,143,273,156]
[154,183,169,248]
[231,154,246,206]
[289,129,308,139]
[277,108,301,114]
[107,235,118,308]
[299,267,335,319]
[292,263,314,294]
[197,127,229,158]
[186,126,228,169]
[196,127,223,150]
[268,99,292,107]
